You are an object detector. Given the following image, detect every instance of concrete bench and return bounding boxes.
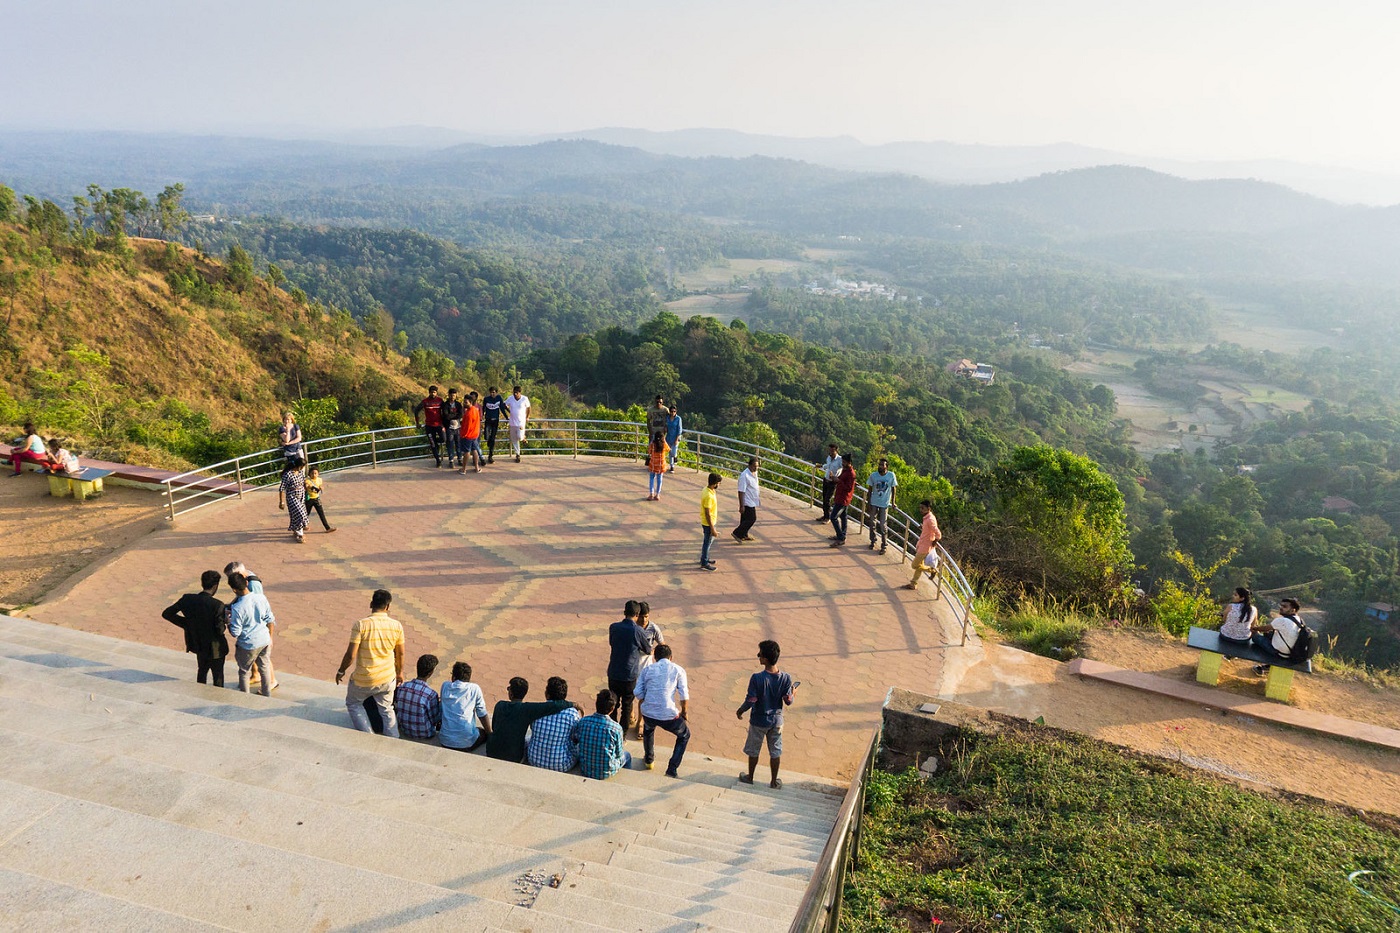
[44,467,113,501]
[1187,625,1311,702]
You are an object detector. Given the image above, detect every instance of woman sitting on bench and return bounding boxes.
[9,423,48,476]
[1218,586,1256,645]
[44,437,79,475]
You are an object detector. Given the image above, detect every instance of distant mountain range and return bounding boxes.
[4,129,1400,285]
[305,125,1400,207]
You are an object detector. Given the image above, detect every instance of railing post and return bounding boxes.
[900,514,910,565]
[809,470,816,509]
[235,457,244,499]
[371,433,378,469]
[165,479,176,523]
[634,423,641,462]
[695,435,702,472]
[573,423,579,459]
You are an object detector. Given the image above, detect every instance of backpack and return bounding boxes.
[1284,614,1318,663]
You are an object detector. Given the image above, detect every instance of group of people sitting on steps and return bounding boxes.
[164,579,799,788]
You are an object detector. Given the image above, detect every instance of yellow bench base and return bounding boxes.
[45,473,105,501]
[1196,651,1296,701]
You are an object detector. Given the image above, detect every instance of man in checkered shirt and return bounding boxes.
[526,677,583,772]
[571,690,632,780]
[393,654,442,740]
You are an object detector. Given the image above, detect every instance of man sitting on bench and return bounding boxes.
[1250,597,1303,675]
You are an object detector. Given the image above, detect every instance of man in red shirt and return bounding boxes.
[413,385,445,468]
[829,453,856,547]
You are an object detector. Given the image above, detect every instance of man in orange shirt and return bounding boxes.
[459,391,485,474]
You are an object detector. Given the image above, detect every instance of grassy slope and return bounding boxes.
[0,227,423,455]
[842,723,1400,932]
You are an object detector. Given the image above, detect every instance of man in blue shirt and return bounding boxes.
[665,406,683,473]
[572,690,632,780]
[606,600,649,733]
[866,458,898,554]
[736,639,795,789]
[226,571,275,696]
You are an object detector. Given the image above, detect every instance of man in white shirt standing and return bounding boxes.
[732,457,761,543]
[633,644,690,777]
[818,442,842,522]
[503,384,531,463]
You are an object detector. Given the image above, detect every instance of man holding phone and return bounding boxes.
[735,639,796,789]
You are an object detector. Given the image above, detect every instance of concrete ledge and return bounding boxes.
[2,445,239,495]
[1067,658,1400,753]
[881,687,1005,772]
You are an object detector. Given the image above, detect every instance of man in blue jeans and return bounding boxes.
[634,644,690,777]
[866,457,898,554]
[665,405,683,472]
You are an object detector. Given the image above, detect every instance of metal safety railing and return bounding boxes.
[789,728,881,933]
[162,418,976,643]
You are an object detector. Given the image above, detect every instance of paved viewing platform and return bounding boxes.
[27,455,965,780]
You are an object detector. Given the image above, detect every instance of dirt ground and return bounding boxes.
[944,628,1400,816]
[0,474,165,607]
[1082,627,1400,732]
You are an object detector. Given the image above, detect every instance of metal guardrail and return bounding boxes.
[162,418,977,643]
[789,727,881,933]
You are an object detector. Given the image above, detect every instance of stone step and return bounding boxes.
[674,801,836,838]
[0,867,234,932]
[705,785,840,821]
[0,726,573,907]
[528,885,744,933]
[607,849,807,900]
[662,765,845,809]
[560,869,793,922]
[577,857,806,913]
[0,780,518,931]
[623,841,815,887]
[0,669,658,854]
[0,650,718,822]
[647,820,823,861]
[669,807,833,843]
[657,814,825,850]
[627,831,815,875]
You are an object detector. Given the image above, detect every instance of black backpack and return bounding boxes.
[1284,614,1319,663]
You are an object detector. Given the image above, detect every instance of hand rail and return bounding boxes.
[788,727,881,933]
[159,417,975,643]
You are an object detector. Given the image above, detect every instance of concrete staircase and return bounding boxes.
[0,615,843,931]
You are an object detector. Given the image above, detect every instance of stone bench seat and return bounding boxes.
[1186,625,1311,701]
[44,467,113,501]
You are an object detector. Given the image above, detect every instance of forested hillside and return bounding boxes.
[0,189,424,467]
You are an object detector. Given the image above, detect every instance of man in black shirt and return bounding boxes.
[441,388,465,470]
[486,676,581,762]
[162,570,231,686]
[481,386,505,464]
[606,600,650,732]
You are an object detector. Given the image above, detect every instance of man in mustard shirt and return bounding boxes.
[336,588,406,737]
[700,472,722,572]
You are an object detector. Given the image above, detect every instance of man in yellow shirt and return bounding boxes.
[700,472,722,572]
[335,589,406,737]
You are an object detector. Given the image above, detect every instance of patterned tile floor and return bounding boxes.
[28,455,963,780]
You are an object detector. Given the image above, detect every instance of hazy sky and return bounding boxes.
[4,0,1396,168]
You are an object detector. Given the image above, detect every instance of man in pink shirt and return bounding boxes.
[903,500,942,590]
